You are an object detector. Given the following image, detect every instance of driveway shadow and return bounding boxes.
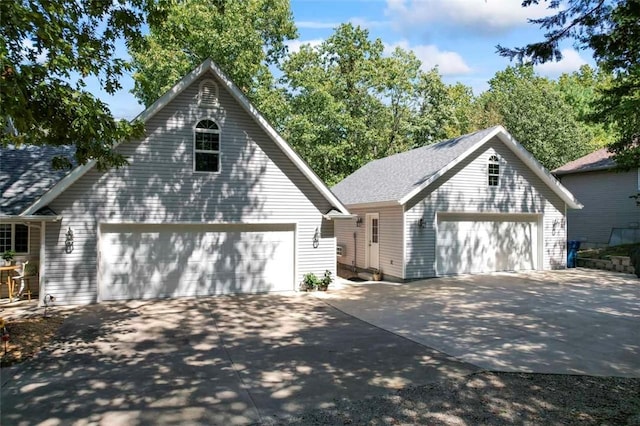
[317,270,640,377]
[0,295,477,425]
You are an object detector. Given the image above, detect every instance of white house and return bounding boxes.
[0,59,350,304]
[332,126,582,280]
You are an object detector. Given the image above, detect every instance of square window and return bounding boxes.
[14,224,29,253]
[195,152,219,172]
[0,224,10,253]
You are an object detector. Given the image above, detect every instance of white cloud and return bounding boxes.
[296,21,339,29]
[534,49,588,77]
[386,0,553,34]
[21,39,47,63]
[285,39,324,54]
[386,40,472,76]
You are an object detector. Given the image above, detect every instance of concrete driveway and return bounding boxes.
[316,269,640,378]
[0,294,476,425]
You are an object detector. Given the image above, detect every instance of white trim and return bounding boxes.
[0,215,62,222]
[399,126,583,210]
[97,220,298,300]
[343,200,400,210]
[21,58,350,217]
[38,221,46,307]
[365,212,380,269]
[434,211,543,275]
[193,117,221,173]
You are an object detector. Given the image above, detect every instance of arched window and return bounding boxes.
[488,155,500,186]
[194,119,220,172]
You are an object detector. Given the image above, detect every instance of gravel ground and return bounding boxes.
[276,372,640,425]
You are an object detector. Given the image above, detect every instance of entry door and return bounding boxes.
[366,213,380,269]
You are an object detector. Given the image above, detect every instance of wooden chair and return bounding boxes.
[11,261,38,301]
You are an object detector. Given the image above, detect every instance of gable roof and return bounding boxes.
[552,147,616,176]
[19,58,349,216]
[0,145,75,216]
[332,125,582,209]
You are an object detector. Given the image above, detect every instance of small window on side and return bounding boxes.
[488,155,500,187]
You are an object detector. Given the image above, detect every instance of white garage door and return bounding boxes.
[436,213,539,275]
[99,223,295,300]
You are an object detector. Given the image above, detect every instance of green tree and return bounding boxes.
[130,0,296,126]
[478,65,594,170]
[1,0,167,169]
[497,0,640,169]
[281,24,389,185]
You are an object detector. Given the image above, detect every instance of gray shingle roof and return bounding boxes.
[552,147,616,175]
[1,145,75,215]
[331,126,500,205]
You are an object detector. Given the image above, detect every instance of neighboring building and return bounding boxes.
[332,126,582,281]
[553,148,640,248]
[0,59,350,304]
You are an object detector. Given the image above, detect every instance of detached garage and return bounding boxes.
[333,126,582,281]
[98,223,295,301]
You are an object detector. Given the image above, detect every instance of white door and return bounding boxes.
[436,213,539,275]
[366,213,380,270]
[99,223,295,301]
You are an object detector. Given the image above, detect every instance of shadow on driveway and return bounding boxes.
[316,269,640,377]
[0,294,477,425]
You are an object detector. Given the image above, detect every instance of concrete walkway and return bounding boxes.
[315,269,640,378]
[0,294,477,425]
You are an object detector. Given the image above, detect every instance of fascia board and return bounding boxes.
[496,130,583,209]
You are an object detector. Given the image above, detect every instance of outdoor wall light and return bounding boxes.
[355,217,363,227]
[417,218,425,229]
[65,227,74,253]
[313,227,320,249]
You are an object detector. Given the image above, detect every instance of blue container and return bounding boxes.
[567,240,581,268]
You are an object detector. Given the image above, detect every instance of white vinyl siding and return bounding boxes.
[405,137,566,279]
[44,72,335,305]
[560,169,639,245]
[335,205,404,280]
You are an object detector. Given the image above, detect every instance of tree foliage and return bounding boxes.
[498,0,640,168]
[475,66,596,170]
[1,0,167,169]
[129,0,296,119]
[280,24,462,185]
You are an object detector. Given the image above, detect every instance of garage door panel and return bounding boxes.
[99,224,295,300]
[437,214,538,275]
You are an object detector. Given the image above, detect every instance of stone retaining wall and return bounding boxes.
[576,256,636,274]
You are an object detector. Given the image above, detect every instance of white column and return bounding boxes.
[38,221,46,306]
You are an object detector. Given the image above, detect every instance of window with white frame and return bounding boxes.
[488,155,500,186]
[194,119,220,172]
[0,224,29,253]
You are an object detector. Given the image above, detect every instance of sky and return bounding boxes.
[100,0,593,120]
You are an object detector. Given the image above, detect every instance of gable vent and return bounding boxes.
[199,79,219,107]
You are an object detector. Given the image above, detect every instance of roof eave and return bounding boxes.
[0,215,63,223]
[399,126,505,206]
[399,125,583,210]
